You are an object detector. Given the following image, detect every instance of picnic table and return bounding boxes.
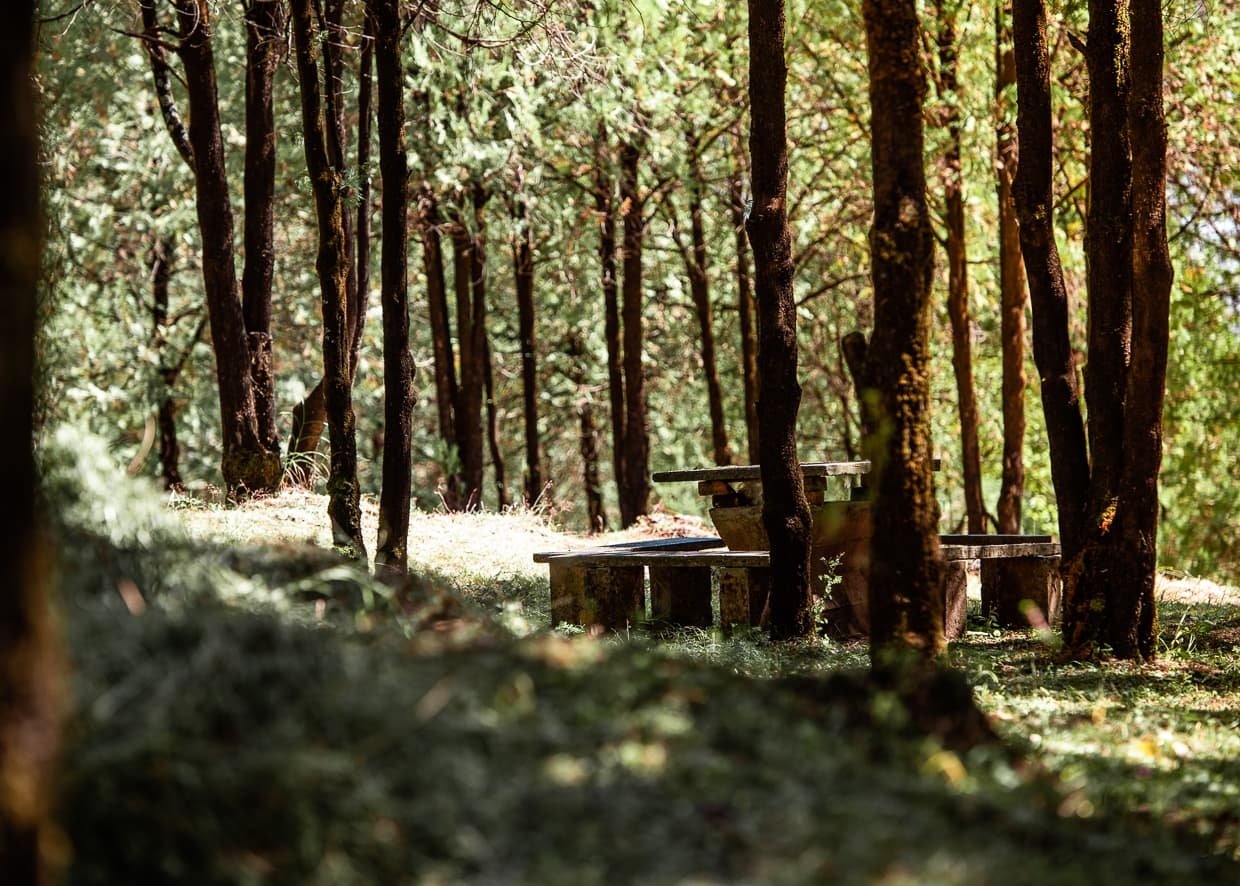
[652,461,874,636]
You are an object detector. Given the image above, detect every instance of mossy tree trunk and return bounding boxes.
[747,0,814,639]
[932,0,985,535]
[994,0,1028,535]
[1012,0,1090,561]
[142,0,283,493]
[369,0,414,574]
[0,4,61,879]
[290,0,367,557]
[241,0,286,456]
[861,0,946,661]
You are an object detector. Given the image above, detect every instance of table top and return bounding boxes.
[651,461,871,483]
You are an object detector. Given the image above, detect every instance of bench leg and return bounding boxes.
[549,561,587,628]
[981,557,1062,629]
[943,559,970,641]
[583,565,645,633]
[649,565,712,629]
[718,567,750,635]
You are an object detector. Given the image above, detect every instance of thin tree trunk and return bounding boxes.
[289,0,367,557]
[1012,0,1089,559]
[618,139,650,526]
[594,124,626,514]
[935,1,985,534]
[862,0,945,661]
[995,1,1027,534]
[484,336,509,509]
[747,0,813,639]
[450,208,484,506]
[151,238,184,489]
[1113,0,1171,659]
[730,155,761,465]
[685,132,733,466]
[241,0,285,454]
[0,5,61,878]
[355,16,374,364]
[568,331,607,532]
[288,2,367,475]
[513,194,543,504]
[418,188,461,505]
[369,0,414,574]
[174,0,281,492]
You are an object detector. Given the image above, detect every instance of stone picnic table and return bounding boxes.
[652,461,875,636]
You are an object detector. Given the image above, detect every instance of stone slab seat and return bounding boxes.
[939,534,1062,631]
[535,541,769,634]
[533,533,1062,637]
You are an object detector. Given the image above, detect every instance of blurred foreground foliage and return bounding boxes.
[45,430,1239,884]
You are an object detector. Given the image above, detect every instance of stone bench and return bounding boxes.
[534,534,1061,638]
[940,534,1061,632]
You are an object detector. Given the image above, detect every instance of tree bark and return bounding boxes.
[935,1,985,534]
[150,238,186,490]
[618,139,650,526]
[995,0,1027,534]
[0,5,61,878]
[369,0,414,574]
[241,0,285,454]
[289,0,367,557]
[174,0,281,492]
[450,205,485,507]
[747,0,813,639]
[1112,0,1171,659]
[1012,0,1089,557]
[862,0,945,661]
[513,194,543,504]
[568,333,608,533]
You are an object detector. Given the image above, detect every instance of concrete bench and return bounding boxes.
[534,538,767,634]
[940,534,1061,631]
[534,533,1061,638]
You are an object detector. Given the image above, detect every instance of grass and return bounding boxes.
[48,463,1240,883]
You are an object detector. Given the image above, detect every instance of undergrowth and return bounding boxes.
[41,431,1240,884]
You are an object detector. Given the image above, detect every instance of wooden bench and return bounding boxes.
[535,534,1061,638]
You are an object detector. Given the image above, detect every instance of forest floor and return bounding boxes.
[53,473,1240,884]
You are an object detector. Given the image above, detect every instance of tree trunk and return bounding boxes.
[174,0,281,493]
[355,17,374,364]
[0,5,61,878]
[287,1,366,477]
[241,0,285,454]
[594,124,627,517]
[151,238,184,490]
[935,1,985,535]
[862,0,945,661]
[369,0,414,574]
[685,132,733,466]
[618,139,650,526]
[484,336,509,509]
[730,161,761,465]
[568,331,608,532]
[289,0,367,557]
[513,195,543,504]
[995,1,1027,534]
[1112,0,1171,659]
[448,192,486,513]
[1061,0,1134,658]
[418,189,461,505]
[1012,0,1089,558]
[747,0,813,639]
